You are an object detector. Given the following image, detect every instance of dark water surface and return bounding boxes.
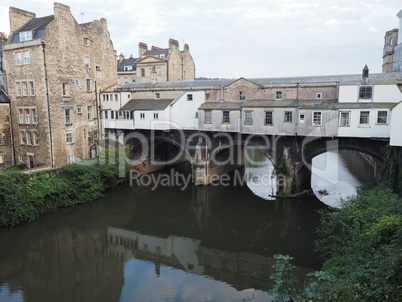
[0,167,328,302]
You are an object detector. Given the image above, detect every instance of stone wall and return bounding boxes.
[0,103,14,167]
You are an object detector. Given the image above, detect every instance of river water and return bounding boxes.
[0,150,374,302]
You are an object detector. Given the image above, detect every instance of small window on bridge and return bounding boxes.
[339,112,350,127]
[299,114,305,124]
[264,111,273,125]
[140,113,145,119]
[244,111,253,125]
[313,111,322,126]
[187,94,193,101]
[275,91,282,100]
[284,111,292,123]
[222,110,230,123]
[359,111,370,124]
[204,111,211,124]
[377,111,388,124]
[359,86,372,99]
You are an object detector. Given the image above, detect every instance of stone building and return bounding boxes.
[383,9,402,73]
[117,39,195,86]
[0,89,14,168]
[3,3,117,168]
[382,29,398,73]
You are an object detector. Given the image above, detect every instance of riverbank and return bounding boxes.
[0,161,121,227]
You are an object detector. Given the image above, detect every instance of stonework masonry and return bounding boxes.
[3,2,117,168]
[0,103,14,168]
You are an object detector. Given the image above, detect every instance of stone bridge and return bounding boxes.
[121,129,389,195]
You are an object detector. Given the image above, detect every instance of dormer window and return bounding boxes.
[160,54,165,59]
[19,31,32,42]
[359,86,372,99]
[124,66,133,71]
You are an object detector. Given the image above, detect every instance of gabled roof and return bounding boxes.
[121,99,173,111]
[11,15,54,43]
[136,55,166,64]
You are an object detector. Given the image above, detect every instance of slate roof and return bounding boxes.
[119,73,402,90]
[11,15,54,43]
[199,102,242,110]
[199,99,397,111]
[121,99,173,110]
[142,48,169,58]
[0,89,10,103]
[117,58,138,72]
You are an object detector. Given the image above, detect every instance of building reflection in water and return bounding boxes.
[0,176,325,301]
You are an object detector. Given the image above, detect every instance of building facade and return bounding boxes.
[117,39,195,86]
[3,3,117,168]
[0,89,14,168]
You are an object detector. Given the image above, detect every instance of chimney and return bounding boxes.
[362,65,369,84]
[184,44,190,52]
[138,42,148,57]
[54,2,71,19]
[151,46,162,50]
[0,32,7,42]
[129,54,133,59]
[9,7,36,33]
[169,38,179,50]
[118,53,124,63]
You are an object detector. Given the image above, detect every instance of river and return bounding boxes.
[0,150,374,301]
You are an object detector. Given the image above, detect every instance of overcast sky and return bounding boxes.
[0,0,401,79]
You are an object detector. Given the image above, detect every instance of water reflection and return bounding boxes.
[312,150,375,208]
[245,148,277,200]
[0,180,326,302]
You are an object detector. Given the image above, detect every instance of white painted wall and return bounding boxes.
[390,102,402,146]
[134,107,170,130]
[170,91,204,130]
[338,109,391,138]
[373,85,402,103]
[339,84,401,103]
[339,86,359,103]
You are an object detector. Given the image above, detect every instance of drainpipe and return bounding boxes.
[42,41,54,168]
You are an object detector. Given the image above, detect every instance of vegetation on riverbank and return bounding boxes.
[267,146,402,301]
[0,143,130,227]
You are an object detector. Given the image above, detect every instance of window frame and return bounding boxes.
[86,79,91,92]
[65,108,71,124]
[359,86,373,99]
[339,111,350,127]
[264,111,273,126]
[359,111,370,125]
[376,110,388,125]
[66,130,73,144]
[20,131,26,144]
[275,90,282,100]
[222,110,230,124]
[87,106,93,120]
[312,111,322,126]
[239,91,245,101]
[284,111,293,123]
[62,82,69,97]
[187,94,193,101]
[204,111,212,124]
[84,56,90,69]
[244,110,253,125]
[24,109,30,124]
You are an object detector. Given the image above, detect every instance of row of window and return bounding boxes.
[141,67,162,77]
[20,131,38,145]
[204,110,389,126]
[104,110,133,120]
[65,106,93,123]
[16,50,30,65]
[103,94,119,102]
[18,108,37,124]
[16,81,34,96]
